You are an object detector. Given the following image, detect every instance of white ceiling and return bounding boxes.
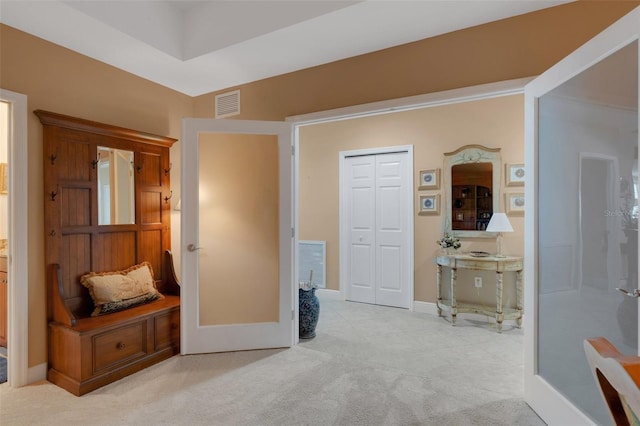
[1,0,572,96]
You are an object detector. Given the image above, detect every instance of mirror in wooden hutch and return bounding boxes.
[97,146,135,225]
[444,145,501,237]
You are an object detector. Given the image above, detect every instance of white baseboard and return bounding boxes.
[316,289,341,300]
[28,363,47,384]
[413,300,439,315]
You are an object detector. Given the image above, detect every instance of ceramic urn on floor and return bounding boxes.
[299,271,320,339]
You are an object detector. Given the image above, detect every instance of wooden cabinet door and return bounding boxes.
[0,270,7,347]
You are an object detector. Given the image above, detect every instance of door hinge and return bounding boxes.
[292,310,295,320]
[292,227,295,238]
[291,145,295,156]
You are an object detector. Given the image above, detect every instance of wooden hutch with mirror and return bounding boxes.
[36,110,180,396]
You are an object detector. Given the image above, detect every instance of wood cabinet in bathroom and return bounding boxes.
[0,255,7,347]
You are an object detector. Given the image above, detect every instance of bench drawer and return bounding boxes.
[154,308,179,351]
[93,322,146,372]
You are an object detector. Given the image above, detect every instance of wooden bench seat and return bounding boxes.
[47,251,181,396]
[63,295,180,333]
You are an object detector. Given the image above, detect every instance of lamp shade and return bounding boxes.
[486,212,513,233]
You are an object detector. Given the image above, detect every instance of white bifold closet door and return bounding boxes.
[344,152,411,309]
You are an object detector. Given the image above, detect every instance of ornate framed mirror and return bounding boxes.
[444,145,501,237]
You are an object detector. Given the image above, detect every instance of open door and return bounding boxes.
[524,7,639,425]
[181,118,294,354]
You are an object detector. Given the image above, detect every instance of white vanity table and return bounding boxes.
[435,253,523,332]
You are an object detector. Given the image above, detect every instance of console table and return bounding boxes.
[435,254,523,332]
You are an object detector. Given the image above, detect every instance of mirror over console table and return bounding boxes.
[444,145,501,238]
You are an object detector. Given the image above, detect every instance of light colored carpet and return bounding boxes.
[0,293,545,425]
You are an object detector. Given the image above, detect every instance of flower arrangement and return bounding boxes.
[437,232,461,250]
[299,270,318,291]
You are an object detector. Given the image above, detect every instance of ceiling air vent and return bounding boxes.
[215,90,240,118]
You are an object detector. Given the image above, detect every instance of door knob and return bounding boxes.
[187,244,201,252]
[616,288,640,298]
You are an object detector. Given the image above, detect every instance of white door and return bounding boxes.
[181,118,294,354]
[345,155,376,304]
[343,150,412,309]
[524,7,639,425]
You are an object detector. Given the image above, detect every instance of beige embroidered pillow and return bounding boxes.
[80,262,163,316]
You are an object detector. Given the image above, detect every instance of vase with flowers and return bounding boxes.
[437,232,461,255]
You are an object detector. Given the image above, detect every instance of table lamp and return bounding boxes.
[486,212,513,257]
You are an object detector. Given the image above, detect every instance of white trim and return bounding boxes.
[316,288,341,300]
[524,6,639,425]
[287,77,533,126]
[293,125,300,345]
[412,300,439,315]
[27,363,47,384]
[338,145,414,310]
[0,89,29,388]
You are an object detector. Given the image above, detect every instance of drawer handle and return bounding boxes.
[116,342,126,350]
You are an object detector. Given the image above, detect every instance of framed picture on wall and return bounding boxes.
[418,168,440,190]
[505,192,525,215]
[418,194,440,215]
[505,163,525,186]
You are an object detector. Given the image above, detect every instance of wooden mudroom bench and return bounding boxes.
[47,251,180,396]
[36,110,180,396]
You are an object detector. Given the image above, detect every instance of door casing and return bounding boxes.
[0,89,29,387]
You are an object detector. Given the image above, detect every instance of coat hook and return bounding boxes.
[50,184,59,201]
[164,163,172,176]
[91,152,101,169]
[164,190,173,204]
[50,147,59,165]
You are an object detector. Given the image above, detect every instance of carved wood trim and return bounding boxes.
[34,110,177,148]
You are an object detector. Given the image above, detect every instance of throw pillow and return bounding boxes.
[80,262,164,316]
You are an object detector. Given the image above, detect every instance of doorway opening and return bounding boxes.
[291,78,530,313]
[0,88,29,388]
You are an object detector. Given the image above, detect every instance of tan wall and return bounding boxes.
[193,2,638,121]
[298,95,524,306]
[0,0,636,370]
[0,25,193,368]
